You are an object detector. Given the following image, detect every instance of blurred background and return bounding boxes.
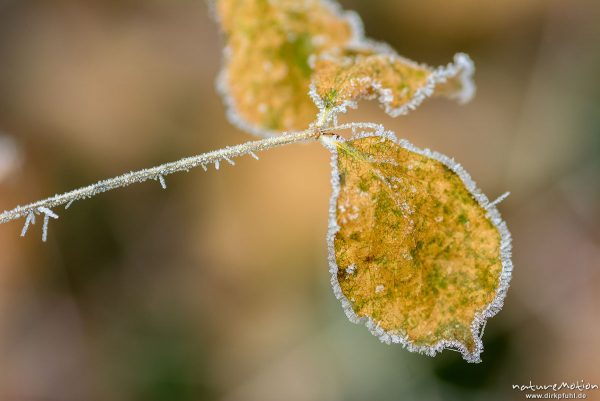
[0,0,599,400]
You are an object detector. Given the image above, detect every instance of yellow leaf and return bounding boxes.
[311,51,474,124]
[215,0,361,136]
[322,131,512,363]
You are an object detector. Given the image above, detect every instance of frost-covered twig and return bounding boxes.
[0,128,320,226]
[488,192,510,208]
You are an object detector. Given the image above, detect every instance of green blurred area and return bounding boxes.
[1,0,599,400]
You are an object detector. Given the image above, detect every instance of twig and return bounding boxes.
[0,128,320,225]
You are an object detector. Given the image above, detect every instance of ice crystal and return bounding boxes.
[20,212,35,237]
[38,207,59,242]
[158,174,167,189]
[488,192,510,208]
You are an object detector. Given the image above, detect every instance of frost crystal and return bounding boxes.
[249,151,260,160]
[38,207,58,219]
[479,320,487,340]
[20,212,35,237]
[158,174,167,189]
[38,207,59,242]
[488,192,510,208]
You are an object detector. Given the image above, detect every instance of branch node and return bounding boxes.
[38,207,58,219]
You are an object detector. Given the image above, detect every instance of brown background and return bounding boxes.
[0,0,599,400]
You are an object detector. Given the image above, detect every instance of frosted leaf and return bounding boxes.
[311,51,475,125]
[323,131,512,363]
[214,0,361,136]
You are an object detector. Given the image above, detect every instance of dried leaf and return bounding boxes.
[215,0,361,136]
[323,131,512,362]
[311,51,474,123]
